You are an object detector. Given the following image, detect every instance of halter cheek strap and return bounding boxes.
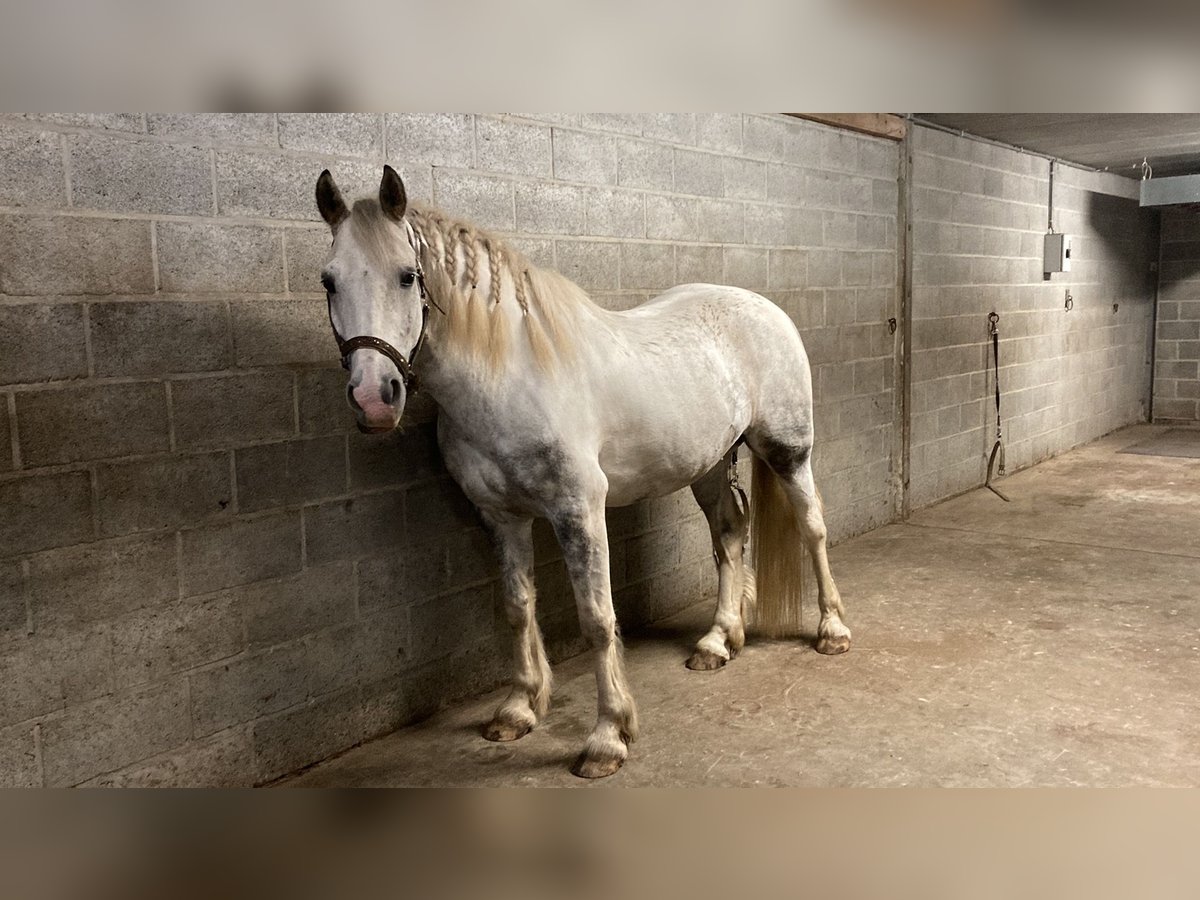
[327,220,431,390]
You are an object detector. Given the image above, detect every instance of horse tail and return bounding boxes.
[749,452,804,638]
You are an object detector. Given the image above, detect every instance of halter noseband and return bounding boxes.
[328,220,431,390]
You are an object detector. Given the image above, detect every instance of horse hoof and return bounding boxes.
[571,752,625,779]
[816,634,851,655]
[686,648,728,671]
[482,720,532,742]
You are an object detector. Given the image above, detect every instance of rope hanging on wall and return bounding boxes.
[986,311,1010,502]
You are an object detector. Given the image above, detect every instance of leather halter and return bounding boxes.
[327,220,431,390]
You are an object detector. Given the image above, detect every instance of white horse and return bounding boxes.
[315,166,850,778]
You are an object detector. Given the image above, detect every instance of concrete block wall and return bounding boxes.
[909,125,1158,509]
[0,113,900,786]
[1154,210,1200,423]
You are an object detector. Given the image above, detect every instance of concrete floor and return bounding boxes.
[284,424,1200,787]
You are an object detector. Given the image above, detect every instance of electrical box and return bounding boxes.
[1043,233,1071,274]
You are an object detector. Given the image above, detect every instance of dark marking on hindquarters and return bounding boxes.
[754,433,811,479]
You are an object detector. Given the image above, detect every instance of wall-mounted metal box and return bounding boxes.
[1044,233,1071,274]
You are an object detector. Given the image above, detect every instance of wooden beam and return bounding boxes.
[787,113,907,141]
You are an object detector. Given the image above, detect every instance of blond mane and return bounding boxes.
[346,199,599,372]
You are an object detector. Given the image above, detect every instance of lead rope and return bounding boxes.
[985,311,1010,502]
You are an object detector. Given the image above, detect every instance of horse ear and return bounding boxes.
[316,169,348,231]
[380,164,407,222]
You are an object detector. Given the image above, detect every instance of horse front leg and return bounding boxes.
[480,511,552,742]
[551,496,638,779]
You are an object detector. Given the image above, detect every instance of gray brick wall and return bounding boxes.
[1154,210,1200,423]
[909,126,1158,509]
[0,112,900,786]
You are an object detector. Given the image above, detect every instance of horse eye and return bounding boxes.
[399,270,416,289]
[321,274,336,294]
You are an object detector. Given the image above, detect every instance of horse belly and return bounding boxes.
[598,407,743,507]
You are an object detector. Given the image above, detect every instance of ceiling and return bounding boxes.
[916,114,1200,178]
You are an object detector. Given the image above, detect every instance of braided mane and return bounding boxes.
[346,199,597,372]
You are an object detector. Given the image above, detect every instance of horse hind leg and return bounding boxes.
[686,452,753,671]
[750,434,851,655]
[480,513,552,742]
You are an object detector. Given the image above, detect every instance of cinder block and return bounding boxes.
[476,118,552,178]
[171,372,295,451]
[348,422,441,491]
[180,511,302,596]
[68,134,213,215]
[694,198,745,243]
[0,400,9,474]
[28,532,177,629]
[304,489,406,565]
[842,252,873,287]
[723,246,769,289]
[619,242,675,291]
[189,642,310,736]
[552,129,616,186]
[408,583,495,665]
[581,113,642,136]
[157,222,283,293]
[405,477,479,538]
[110,593,243,689]
[357,532,449,614]
[783,123,823,166]
[303,623,363,698]
[18,113,140,131]
[507,237,555,270]
[765,162,805,204]
[0,214,153,295]
[0,472,93,555]
[554,240,620,291]
[41,678,190,787]
[298,367,350,434]
[235,435,346,512]
[0,724,39,787]
[645,194,699,241]
[625,527,683,578]
[673,148,723,197]
[252,686,362,783]
[676,245,724,285]
[278,113,383,158]
[17,382,168,466]
[81,727,254,787]
[0,561,24,639]
[284,227,332,294]
[444,527,498,593]
[0,303,87,384]
[2,624,113,726]
[823,211,859,248]
[235,562,355,649]
[89,300,231,376]
[723,157,767,201]
[743,115,788,161]
[0,123,65,207]
[432,170,514,232]
[148,113,275,146]
[385,113,474,168]
[216,150,384,221]
[641,113,696,145]
[97,451,232,536]
[616,139,673,192]
[232,298,329,367]
[515,181,585,234]
[696,114,743,154]
[769,248,809,290]
[584,187,644,238]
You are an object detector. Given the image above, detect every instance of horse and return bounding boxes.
[314,165,850,778]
